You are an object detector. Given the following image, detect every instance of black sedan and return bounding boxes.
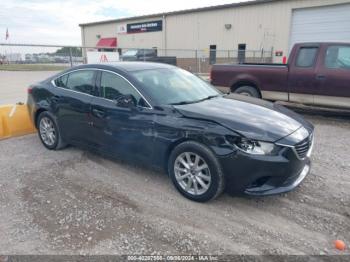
[27,62,314,202]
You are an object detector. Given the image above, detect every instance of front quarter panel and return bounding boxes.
[152,109,239,168]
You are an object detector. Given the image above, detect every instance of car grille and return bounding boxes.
[294,134,313,159]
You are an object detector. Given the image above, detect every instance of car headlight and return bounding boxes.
[227,136,281,155]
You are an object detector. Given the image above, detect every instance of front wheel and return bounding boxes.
[168,141,225,202]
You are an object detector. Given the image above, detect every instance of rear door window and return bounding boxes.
[54,74,68,88]
[325,45,350,69]
[65,70,95,95]
[295,47,318,68]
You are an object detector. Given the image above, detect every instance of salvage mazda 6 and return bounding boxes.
[27,62,314,202]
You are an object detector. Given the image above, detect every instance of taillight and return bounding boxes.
[210,70,212,81]
[27,87,33,94]
[282,56,287,64]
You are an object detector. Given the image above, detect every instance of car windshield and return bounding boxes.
[131,68,221,105]
[123,50,138,56]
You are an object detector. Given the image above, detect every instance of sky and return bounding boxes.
[0,0,250,46]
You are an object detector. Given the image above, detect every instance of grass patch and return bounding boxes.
[0,64,69,71]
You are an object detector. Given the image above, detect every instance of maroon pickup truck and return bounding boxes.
[211,43,350,109]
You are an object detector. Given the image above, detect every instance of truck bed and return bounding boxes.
[215,63,287,67]
[211,63,289,93]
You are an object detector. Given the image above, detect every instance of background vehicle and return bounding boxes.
[211,42,350,109]
[121,49,177,65]
[27,63,314,202]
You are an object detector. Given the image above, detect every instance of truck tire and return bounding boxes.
[234,86,260,98]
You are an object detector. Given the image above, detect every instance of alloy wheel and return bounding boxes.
[39,117,56,146]
[174,152,211,196]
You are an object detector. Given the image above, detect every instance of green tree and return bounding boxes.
[55,47,82,56]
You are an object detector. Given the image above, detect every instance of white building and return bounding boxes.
[80,0,350,65]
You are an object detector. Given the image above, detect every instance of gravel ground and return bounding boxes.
[0,114,349,256]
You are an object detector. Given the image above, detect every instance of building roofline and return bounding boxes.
[79,0,282,27]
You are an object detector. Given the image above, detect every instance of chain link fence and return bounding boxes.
[0,43,273,74]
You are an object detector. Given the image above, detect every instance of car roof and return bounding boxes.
[295,42,350,46]
[81,62,176,72]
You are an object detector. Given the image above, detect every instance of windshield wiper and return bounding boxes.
[170,95,220,106]
[200,95,220,101]
[170,101,195,105]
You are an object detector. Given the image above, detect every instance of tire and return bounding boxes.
[234,86,260,98]
[37,111,67,150]
[168,141,225,202]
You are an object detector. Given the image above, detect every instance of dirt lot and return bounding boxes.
[0,114,349,256]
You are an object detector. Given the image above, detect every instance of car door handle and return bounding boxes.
[316,75,326,80]
[92,108,106,118]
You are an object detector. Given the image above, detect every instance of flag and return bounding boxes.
[5,28,9,40]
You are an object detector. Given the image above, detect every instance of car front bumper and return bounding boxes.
[219,146,311,196]
[243,162,310,196]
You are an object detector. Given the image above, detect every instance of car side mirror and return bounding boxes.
[115,94,136,108]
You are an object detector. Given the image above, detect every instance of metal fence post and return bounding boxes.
[195,50,198,74]
[270,47,274,63]
[69,47,73,67]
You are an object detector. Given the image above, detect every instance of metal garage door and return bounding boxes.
[289,3,350,49]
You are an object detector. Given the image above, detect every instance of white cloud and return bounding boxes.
[0,0,249,46]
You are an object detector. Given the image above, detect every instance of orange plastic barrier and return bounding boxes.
[0,104,36,140]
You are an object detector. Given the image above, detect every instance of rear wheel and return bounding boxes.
[168,141,225,202]
[37,111,67,150]
[234,86,260,98]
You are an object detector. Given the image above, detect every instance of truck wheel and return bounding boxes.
[234,86,260,98]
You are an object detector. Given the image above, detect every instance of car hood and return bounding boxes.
[173,94,312,142]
